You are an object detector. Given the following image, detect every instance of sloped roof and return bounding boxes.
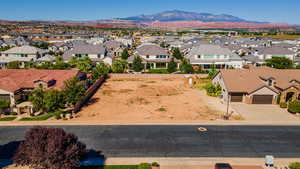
[0,69,80,93]
[1,45,46,54]
[219,66,300,93]
[136,44,169,56]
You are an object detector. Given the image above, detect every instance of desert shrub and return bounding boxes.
[138,163,151,169]
[289,162,300,169]
[204,82,222,97]
[13,127,86,169]
[280,102,288,108]
[288,100,300,114]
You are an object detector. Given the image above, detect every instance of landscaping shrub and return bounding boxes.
[204,82,222,97]
[0,116,17,121]
[54,110,64,120]
[147,69,169,74]
[13,127,86,169]
[280,102,287,108]
[151,162,160,167]
[19,113,54,121]
[138,163,151,169]
[289,162,300,169]
[288,100,300,114]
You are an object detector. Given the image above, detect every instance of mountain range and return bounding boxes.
[119,10,261,23]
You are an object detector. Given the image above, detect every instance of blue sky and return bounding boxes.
[1,0,299,24]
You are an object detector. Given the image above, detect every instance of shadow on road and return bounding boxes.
[0,141,22,168]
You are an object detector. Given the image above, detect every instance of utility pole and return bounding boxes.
[226,94,231,120]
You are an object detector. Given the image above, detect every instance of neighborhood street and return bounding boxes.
[1,125,300,159]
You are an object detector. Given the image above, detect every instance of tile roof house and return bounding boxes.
[0,69,85,114]
[186,44,243,69]
[63,44,113,65]
[212,66,300,104]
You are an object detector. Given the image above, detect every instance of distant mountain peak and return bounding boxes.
[118,10,256,23]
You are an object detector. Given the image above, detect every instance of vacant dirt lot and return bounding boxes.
[72,75,227,122]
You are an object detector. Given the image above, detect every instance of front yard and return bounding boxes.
[71,75,238,122]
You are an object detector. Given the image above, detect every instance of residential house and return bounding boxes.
[0,45,48,68]
[186,44,243,69]
[0,69,86,114]
[128,43,178,70]
[63,44,113,65]
[103,40,124,58]
[254,46,296,61]
[212,66,300,104]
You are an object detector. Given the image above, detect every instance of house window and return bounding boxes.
[268,79,272,86]
[146,55,149,58]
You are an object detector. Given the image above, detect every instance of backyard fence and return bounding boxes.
[73,75,107,113]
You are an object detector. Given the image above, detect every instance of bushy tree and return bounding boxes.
[204,82,222,97]
[167,58,177,73]
[63,77,86,106]
[112,59,127,73]
[288,100,300,114]
[180,59,194,73]
[295,64,300,69]
[29,87,45,112]
[92,62,110,81]
[52,56,70,70]
[289,162,300,169]
[121,48,130,60]
[43,90,65,113]
[75,56,93,73]
[13,127,86,169]
[132,56,144,72]
[0,98,10,114]
[172,47,183,60]
[7,61,21,69]
[266,57,294,69]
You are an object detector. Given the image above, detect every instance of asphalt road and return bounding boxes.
[1,125,300,158]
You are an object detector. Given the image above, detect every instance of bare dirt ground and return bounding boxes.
[71,76,231,122]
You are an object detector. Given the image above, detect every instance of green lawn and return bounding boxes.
[19,113,54,121]
[0,116,17,121]
[80,165,138,169]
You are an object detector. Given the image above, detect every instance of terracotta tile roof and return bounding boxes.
[0,69,80,93]
[219,66,300,94]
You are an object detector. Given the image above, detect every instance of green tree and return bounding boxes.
[43,90,65,113]
[295,64,300,69]
[91,62,110,81]
[75,56,93,73]
[204,82,222,97]
[52,56,70,70]
[112,59,127,73]
[63,77,86,106]
[288,100,300,114]
[0,98,10,115]
[172,48,183,60]
[167,58,177,73]
[7,61,21,69]
[121,48,130,60]
[180,59,194,74]
[29,87,45,112]
[132,56,144,72]
[289,162,300,169]
[266,57,294,69]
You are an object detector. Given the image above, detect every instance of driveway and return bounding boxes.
[231,103,298,121]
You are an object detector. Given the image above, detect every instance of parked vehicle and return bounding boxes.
[215,163,233,169]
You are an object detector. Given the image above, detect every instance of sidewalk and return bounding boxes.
[104,157,298,169]
[1,120,300,126]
